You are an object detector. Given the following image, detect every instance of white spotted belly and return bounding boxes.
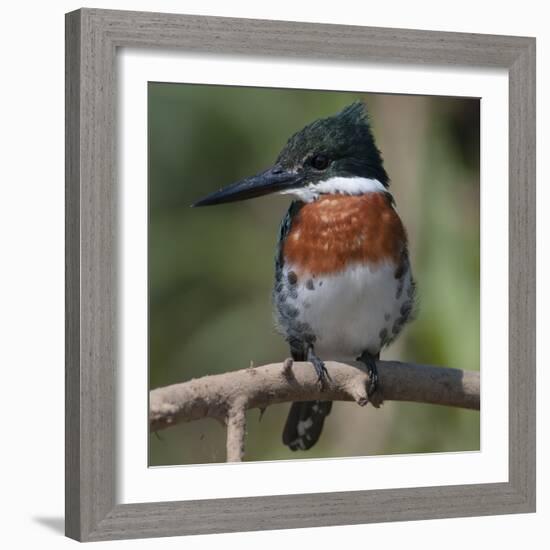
[276,262,414,360]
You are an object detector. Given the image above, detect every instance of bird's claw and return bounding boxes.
[307,347,329,389]
[314,362,329,388]
[358,351,380,398]
[367,368,379,397]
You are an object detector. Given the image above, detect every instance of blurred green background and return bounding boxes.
[148,83,480,465]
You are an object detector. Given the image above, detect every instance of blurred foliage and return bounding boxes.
[148,83,480,466]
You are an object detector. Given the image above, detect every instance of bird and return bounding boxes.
[192,101,416,452]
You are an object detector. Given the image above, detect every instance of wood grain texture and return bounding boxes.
[66,8,117,541]
[65,11,81,540]
[65,7,536,541]
[508,40,536,509]
[83,482,530,541]
[83,8,532,67]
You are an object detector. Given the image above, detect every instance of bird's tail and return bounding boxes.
[282,400,333,451]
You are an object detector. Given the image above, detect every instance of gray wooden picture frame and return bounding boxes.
[65,8,536,542]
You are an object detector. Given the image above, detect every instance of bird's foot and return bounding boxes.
[281,358,295,379]
[358,351,381,405]
[307,347,329,389]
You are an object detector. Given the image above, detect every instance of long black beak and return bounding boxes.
[192,166,301,207]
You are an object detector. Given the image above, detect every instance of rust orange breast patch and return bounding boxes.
[283,193,407,275]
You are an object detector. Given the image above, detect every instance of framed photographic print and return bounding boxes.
[65,8,535,541]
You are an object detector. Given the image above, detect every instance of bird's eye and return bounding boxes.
[310,154,330,170]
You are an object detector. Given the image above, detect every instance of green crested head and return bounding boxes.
[276,101,389,187]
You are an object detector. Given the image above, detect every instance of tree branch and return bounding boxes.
[149,360,480,461]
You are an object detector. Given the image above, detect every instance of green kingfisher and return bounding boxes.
[193,102,416,452]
